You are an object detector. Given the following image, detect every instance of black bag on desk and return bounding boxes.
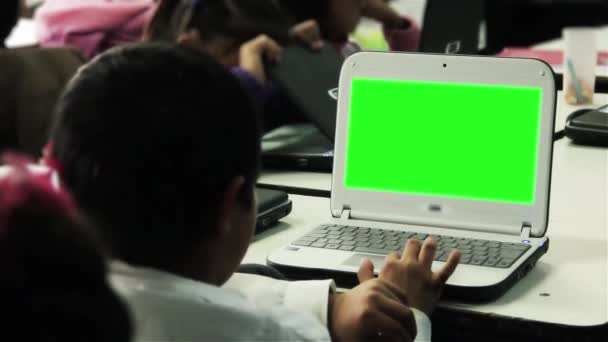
[565,105,608,146]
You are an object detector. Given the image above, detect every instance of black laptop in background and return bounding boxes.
[418,0,487,54]
[255,188,292,233]
[262,44,344,172]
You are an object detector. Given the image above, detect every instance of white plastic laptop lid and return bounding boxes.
[331,52,556,238]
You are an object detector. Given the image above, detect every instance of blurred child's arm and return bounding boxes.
[290,20,324,50]
[362,0,421,51]
[239,35,282,83]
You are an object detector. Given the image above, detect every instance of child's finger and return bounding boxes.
[402,239,422,262]
[418,238,437,269]
[357,257,375,283]
[432,249,461,286]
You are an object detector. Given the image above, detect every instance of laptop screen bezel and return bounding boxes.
[330,52,556,237]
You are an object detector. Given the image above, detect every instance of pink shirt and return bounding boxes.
[34,0,157,59]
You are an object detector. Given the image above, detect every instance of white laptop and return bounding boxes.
[267,52,556,301]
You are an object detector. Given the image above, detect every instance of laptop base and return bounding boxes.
[268,238,548,302]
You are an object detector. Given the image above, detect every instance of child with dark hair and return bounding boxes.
[0,154,132,342]
[47,42,460,341]
[279,0,420,56]
[1,0,21,48]
[146,0,323,129]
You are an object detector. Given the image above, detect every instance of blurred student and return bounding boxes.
[46,43,460,341]
[34,0,157,59]
[0,0,84,157]
[279,0,420,56]
[147,0,323,130]
[0,155,132,342]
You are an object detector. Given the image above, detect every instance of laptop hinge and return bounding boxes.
[340,209,352,220]
[520,223,532,240]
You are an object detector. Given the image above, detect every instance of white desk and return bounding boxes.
[258,91,608,194]
[248,138,608,330]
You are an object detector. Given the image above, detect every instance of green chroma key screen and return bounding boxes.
[345,78,543,205]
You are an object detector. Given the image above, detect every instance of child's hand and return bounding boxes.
[330,279,416,342]
[290,20,324,50]
[360,238,461,315]
[239,34,282,83]
[362,0,408,29]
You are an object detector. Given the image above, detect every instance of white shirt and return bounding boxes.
[111,262,432,341]
[111,262,332,341]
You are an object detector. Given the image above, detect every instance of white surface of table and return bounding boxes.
[248,139,608,327]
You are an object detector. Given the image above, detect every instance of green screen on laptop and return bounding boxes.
[345,78,543,205]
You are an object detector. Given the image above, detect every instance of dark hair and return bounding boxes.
[0,166,132,342]
[147,0,291,45]
[51,43,261,268]
[1,0,20,47]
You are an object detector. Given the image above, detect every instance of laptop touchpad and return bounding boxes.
[342,253,386,269]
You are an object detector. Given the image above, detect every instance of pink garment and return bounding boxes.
[34,0,157,59]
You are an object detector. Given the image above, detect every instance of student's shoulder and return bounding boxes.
[110,263,301,341]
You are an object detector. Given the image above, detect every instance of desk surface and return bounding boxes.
[249,138,608,327]
[259,91,608,194]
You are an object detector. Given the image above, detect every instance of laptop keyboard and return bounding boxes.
[292,224,532,269]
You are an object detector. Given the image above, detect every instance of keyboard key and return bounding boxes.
[472,250,488,256]
[299,236,318,242]
[385,236,399,242]
[429,234,442,242]
[442,242,458,249]
[341,236,355,241]
[325,244,340,249]
[371,244,386,249]
[339,245,355,251]
[400,232,415,238]
[487,242,501,248]
[355,237,370,242]
[456,239,470,245]
[356,242,371,247]
[441,237,455,243]
[471,240,487,247]
[306,233,326,239]
[470,256,487,265]
[433,250,445,260]
[460,257,472,264]
[357,233,371,239]
[385,245,401,252]
[310,242,326,248]
[342,240,356,246]
[414,233,428,240]
[369,229,383,235]
[472,246,489,252]
[328,226,342,231]
[328,239,343,244]
[505,244,531,251]
[354,247,390,255]
[500,250,524,259]
[497,259,514,268]
[370,239,384,244]
[293,240,312,246]
[437,253,450,262]
[488,247,501,254]
[483,258,500,267]
[316,238,328,244]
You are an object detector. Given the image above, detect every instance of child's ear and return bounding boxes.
[216,176,246,236]
[176,30,204,49]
